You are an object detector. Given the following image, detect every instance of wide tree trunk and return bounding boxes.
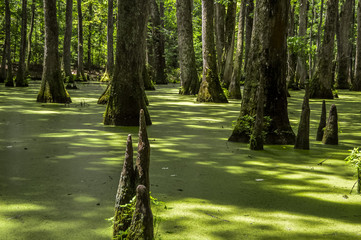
[176,0,199,95]
[63,0,74,85]
[1,0,12,86]
[215,2,225,73]
[150,0,167,84]
[354,1,361,90]
[229,0,246,99]
[310,0,338,99]
[37,0,71,103]
[103,0,151,126]
[295,0,308,89]
[101,0,114,81]
[229,0,295,145]
[336,0,354,89]
[243,0,254,74]
[77,0,86,81]
[26,1,35,74]
[197,0,228,103]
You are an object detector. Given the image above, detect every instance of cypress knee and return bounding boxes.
[294,86,310,149]
[322,104,338,145]
[316,100,327,141]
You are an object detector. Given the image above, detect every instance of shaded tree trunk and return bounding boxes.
[1,0,12,86]
[310,0,338,99]
[313,0,324,74]
[354,0,361,90]
[37,0,71,103]
[176,0,199,95]
[250,74,265,151]
[287,4,298,90]
[15,0,28,87]
[294,84,310,149]
[229,0,246,99]
[77,0,86,81]
[197,0,228,103]
[336,0,353,89]
[229,0,295,145]
[322,104,338,145]
[103,0,151,126]
[26,1,35,74]
[101,0,114,81]
[316,100,326,141]
[63,0,75,87]
[87,2,92,69]
[295,0,308,89]
[215,2,225,73]
[243,0,254,74]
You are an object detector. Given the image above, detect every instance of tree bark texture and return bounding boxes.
[215,2,225,73]
[229,0,246,99]
[322,104,338,145]
[336,0,353,89]
[26,1,35,74]
[87,3,92,68]
[1,0,12,86]
[316,100,326,141]
[104,0,151,126]
[250,75,265,151]
[294,85,310,149]
[105,0,114,77]
[295,0,308,88]
[354,1,361,91]
[243,0,254,74]
[197,0,228,103]
[77,0,86,81]
[310,0,338,99]
[176,0,200,95]
[287,4,298,89]
[229,0,295,145]
[37,0,71,103]
[63,0,73,84]
[15,0,28,87]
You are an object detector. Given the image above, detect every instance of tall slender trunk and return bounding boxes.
[105,0,114,76]
[353,1,361,90]
[25,1,35,74]
[287,4,298,89]
[63,0,74,86]
[215,2,225,73]
[15,0,28,87]
[87,2,92,69]
[295,0,308,88]
[243,0,254,74]
[3,0,13,87]
[313,0,324,73]
[77,0,86,81]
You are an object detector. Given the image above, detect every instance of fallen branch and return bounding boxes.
[205,213,230,222]
[349,180,358,194]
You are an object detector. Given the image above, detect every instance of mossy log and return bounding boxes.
[322,104,338,145]
[316,100,327,141]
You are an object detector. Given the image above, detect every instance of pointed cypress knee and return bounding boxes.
[127,185,154,240]
[294,87,310,149]
[135,109,151,191]
[113,134,136,237]
[316,100,327,141]
[322,104,338,145]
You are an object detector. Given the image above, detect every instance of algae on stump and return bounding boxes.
[322,104,338,145]
[316,100,327,141]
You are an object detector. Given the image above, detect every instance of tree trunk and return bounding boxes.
[63,0,74,86]
[15,0,28,87]
[316,100,326,141]
[313,0,324,74]
[243,0,254,74]
[197,0,228,103]
[229,0,295,145]
[295,0,308,89]
[215,2,225,73]
[250,73,265,151]
[103,0,151,126]
[25,1,35,74]
[322,104,338,145]
[354,1,361,90]
[77,0,86,81]
[151,0,167,84]
[37,0,71,103]
[87,3,92,69]
[287,4,298,90]
[1,0,12,86]
[229,0,246,99]
[310,0,338,99]
[336,0,353,89]
[221,1,237,88]
[101,0,114,81]
[294,84,310,150]
[176,0,199,95]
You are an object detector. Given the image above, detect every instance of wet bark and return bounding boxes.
[243,0,254,74]
[295,0,308,89]
[176,0,200,95]
[294,85,310,150]
[197,0,228,103]
[63,0,76,88]
[336,0,353,89]
[103,0,151,126]
[37,0,71,103]
[77,0,86,81]
[310,0,338,99]
[229,0,295,145]
[354,1,361,91]
[316,100,326,141]
[229,0,246,99]
[322,104,338,145]
[26,1,35,74]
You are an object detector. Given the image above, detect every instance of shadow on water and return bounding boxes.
[0,83,360,239]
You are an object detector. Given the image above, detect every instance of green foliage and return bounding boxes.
[345,148,361,171]
[287,36,313,57]
[222,88,230,98]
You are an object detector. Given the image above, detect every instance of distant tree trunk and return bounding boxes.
[197,0,228,103]
[63,0,74,85]
[295,0,308,89]
[229,0,295,145]
[37,0,71,103]
[25,1,35,74]
[310,0,338,99]
[87,2,92,69]
[221,1,237,88]
[215,2,225,73]
[243,0,254,74]
[313,0,324,73]
[229,0,246,99]
[3,0,13,87]
[354,1,361,90]
[176,0,199,95]
[15,0,28,87]
[336,0,353,89]
[103,0,151,126]
[77,0,86,81]
[150,0,167,84]
[101,0,114,81]
[287,4,298,89]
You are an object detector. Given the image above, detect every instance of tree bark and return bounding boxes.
[102,0,114,81]
[26,1,35,74]
[354,1,361,90]
[77,0,86,81]
[1,0,12,86]
[336,0,353,89]
[197,0,228,103]
[310,0,338,99]
[229,0,295,145]
[287,4,298,90]
[63,0,74,87]
[37,0,71,103]
[295,0,308,89]
[322,104,338,145]
[87,3,92,69]
[294,85,310,149]
[215,2,225,73]
[229,0,246,99]
[243,0,254,74]
[103,0,151,126]
[176,0,199,95]
[316,100,326,141]
[15,0,28,87]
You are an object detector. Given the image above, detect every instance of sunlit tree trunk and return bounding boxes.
[77,0,86,81]
[215,2,225,74]
[63,0,74,85]
[37,0,71,103]
[101,0,114,81]
[26,1,35,74]
[295,0,308,89]
[243,0,254,74]
[354,0,361,90]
